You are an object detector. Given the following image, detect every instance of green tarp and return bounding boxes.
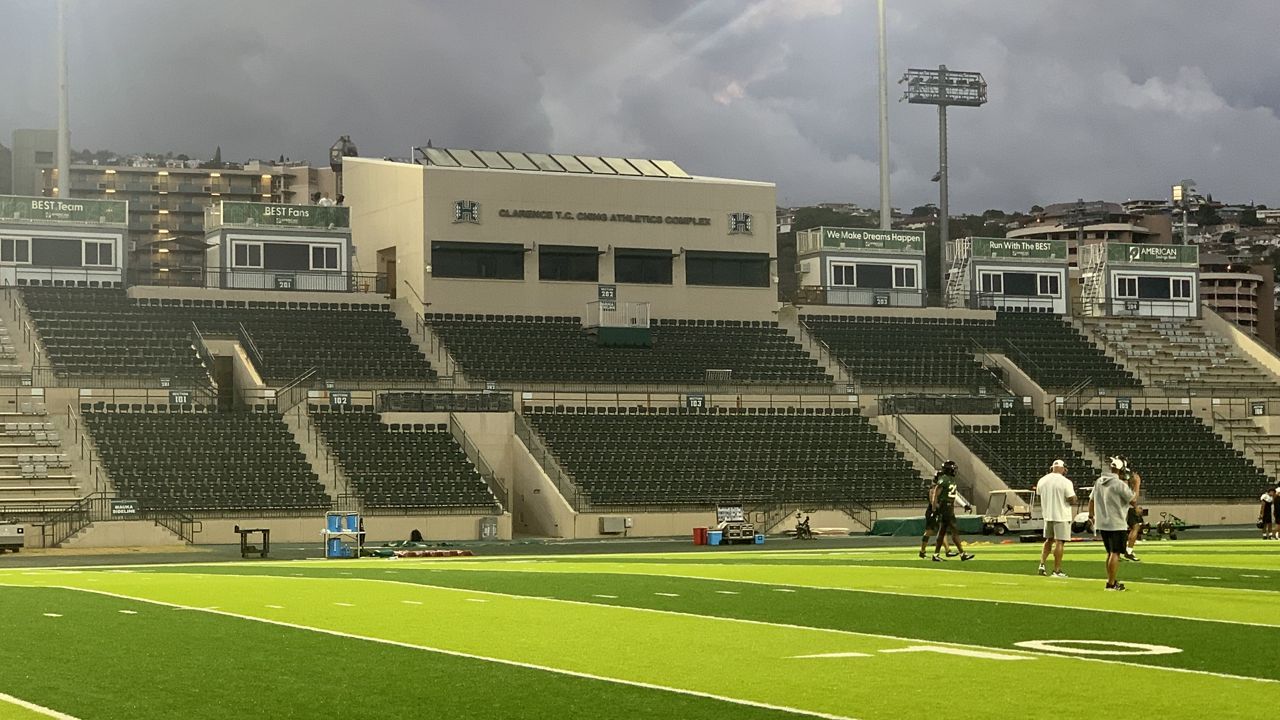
[870,515,984,536]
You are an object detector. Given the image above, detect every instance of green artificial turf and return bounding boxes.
[0,585,805,720]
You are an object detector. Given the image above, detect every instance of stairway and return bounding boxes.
[282,406,352,507]
[776,307,851,388]
[945,238,972,309]
[1213,415,1280,480]
[61,519,186,548]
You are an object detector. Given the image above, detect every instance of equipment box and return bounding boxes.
[0,523,24,553]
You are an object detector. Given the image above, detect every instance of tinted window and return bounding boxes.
[432,241,525,280]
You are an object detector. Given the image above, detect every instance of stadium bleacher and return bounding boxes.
[1056,409,1271,500]
[84,409,330,513]
[426,314,831,385]
[802,310,1139,391]
[23,287,435,384]
[522,406,921,507]
[1083,316,1280,395]
[954,406,1099,488]
[310,408,500,512]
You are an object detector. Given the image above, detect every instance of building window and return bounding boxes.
[538,245,599,282]
[431,241,524,280]
[0,238,30,264]
[311,245,340,271]
[83,241,114,267]
[614,248,672,285]
[831,264,855,286]
[34,151,53,164]
[1037,273,1060,296]
[1171,277,1192,300]
[685,251,769,287]
[893,265,917,289]
[232,242,263,269]
[1115,276,1138,298]
[980,272,1003,294]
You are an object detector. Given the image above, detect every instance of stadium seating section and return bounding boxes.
[84,410,330,512]
[310,409,499,512]
[1056,409,1271,499]
[426,314,831,385]
[802,310,1139,390]
[23,287,435,384]
[954,407,1099,488]
[379,391,513,413]
[1083,317,1280,395]
[522,406,921,507]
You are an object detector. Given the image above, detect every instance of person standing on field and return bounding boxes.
[1260,487,1277,540]
[1036,460,1075,578]
[1090,456,1140,591]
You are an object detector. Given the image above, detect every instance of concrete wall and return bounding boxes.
[343,158,426,305]
[129,285,389,305]
[194,513,511,545]
[510,437,576,538]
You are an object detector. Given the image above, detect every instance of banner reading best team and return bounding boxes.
[0,194,127,225]
[221,201,349,229]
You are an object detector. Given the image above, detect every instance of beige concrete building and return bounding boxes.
[1199,253,1276,347]
[345,149,777,321]
[9,129,57,197]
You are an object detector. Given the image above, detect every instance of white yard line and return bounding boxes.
[0,692,81,720]
[22,584,862,720]
[63,574,1279,686]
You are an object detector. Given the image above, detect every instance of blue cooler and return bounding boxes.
[707,530,723,546]
[754,533,765,545]
[326,537,344,558]
[326,514,341,533]
[345,513,360,532]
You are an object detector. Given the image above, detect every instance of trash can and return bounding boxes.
[707,530,723,546]
[754,533,765,545]
[326,514,341,533]
[693,527,708,545]
[345,513,360,532]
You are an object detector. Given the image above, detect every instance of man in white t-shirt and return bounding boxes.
[1036,460,1076,578]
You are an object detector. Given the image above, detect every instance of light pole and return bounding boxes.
[876,0,890,230]
[1172,179,1195,245]
[902,65,987,304]
[56,0,70,199]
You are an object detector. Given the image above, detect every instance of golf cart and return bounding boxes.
[981,489,1043,539]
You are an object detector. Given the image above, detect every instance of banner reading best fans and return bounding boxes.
[220,201,349,229]
[0,194,127,225]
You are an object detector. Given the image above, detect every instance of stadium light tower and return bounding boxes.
[1172,179,1195,245]
[56,0,71,199]
[876,0,890,230]
[901,65,987,302]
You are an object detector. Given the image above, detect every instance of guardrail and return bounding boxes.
[895,414,943,471]
[950,414,1019,482]
[448,412,509,512]
[513,411,583,511]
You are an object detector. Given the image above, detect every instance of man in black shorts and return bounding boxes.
[1090,456,1140,591]
[1260,487,1278,540]
[919,469,955,559]
[1121,459,1143,561]
[930,460,974,563]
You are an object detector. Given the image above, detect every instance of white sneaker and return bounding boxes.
[1038,564,1047,576]
[1051,571,1068,578]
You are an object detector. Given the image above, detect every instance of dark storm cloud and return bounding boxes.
[3,0,1279,211]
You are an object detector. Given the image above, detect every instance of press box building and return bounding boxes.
[794,227,926,307]
[0,194,127,287]
[342,149,777,321]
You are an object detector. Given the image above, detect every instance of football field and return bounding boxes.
[0,539,1275,719]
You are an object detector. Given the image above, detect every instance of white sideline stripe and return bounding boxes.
[118,573,1280,686]
[1192,576,1221,580]
[401,600,423,605]
[938,583,966,588]
[41,613,61,618]
[0,691,81,720]
[266,605,285,609]
[465,598,488,603]
[592,594,618,599]
[789,652,872,659]
[117,610,137,615]
[30,585,861,720]
[772,588,797,593]
[334,602,355,607]
[715,591,739,595]
[654,592,680,597]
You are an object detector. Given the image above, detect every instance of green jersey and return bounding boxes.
[933,476,958,514]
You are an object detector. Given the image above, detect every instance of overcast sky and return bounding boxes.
[4,0,1279,213]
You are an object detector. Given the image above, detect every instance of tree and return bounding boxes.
[791,207,874,233]
[909,204,938,217]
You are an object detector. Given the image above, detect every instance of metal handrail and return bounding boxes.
[894,414,943,471]
[448,412,508,511]
[513,411,582,511]
[276,368,319,414]
[236,322,266,374]
[950,414,1019,482]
